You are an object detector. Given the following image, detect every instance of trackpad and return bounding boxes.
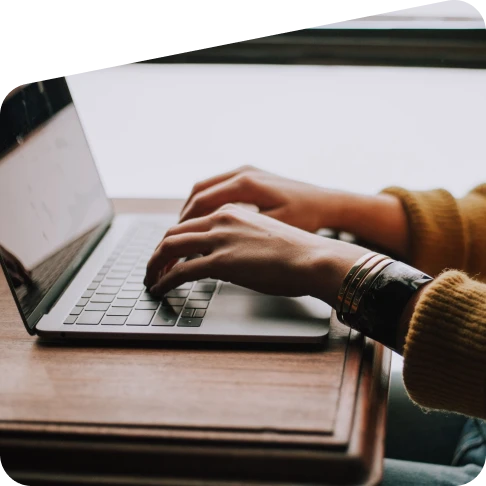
[219,283,262,297]
[218,283,332,321]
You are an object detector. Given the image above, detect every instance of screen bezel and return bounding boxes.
[0,78,115,334]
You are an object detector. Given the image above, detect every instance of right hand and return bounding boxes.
[0,245,33,288]
[180,165,347,233]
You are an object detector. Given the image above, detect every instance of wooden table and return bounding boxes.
[0,200,391,486]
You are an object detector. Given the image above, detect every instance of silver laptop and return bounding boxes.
[0,78,330,343]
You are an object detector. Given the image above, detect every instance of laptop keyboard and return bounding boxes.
[63,223,217,328]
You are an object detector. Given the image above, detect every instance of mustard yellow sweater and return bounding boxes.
[382,185,486,419]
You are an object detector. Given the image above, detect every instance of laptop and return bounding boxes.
[0,78,331,343]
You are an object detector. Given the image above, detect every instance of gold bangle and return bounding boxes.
[336,252,377,316]
[339,254,389,319]
[348,258,395,315]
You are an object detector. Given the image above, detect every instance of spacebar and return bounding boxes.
[126,310,155,326]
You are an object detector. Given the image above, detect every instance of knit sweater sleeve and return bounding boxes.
[403,270,486,418]
[381,185,486,279]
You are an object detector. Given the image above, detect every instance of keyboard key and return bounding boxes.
[87,282,99,290]
[165,298,186,307]
[117,257,138,264]
[106,307,132,316]
[102,278,125,287]
[130,270,146,276]
[95,286,119,295]
[92,274,104,282]
[70,306,84,316]
[126,310,155,326]
[98,266,110,275]
[185,300,209,309]
[122,283,144,291]
[118,291,141,299]
[178,318,203,327]
[112,299,137,307]
[152,307,178,326]
[107,272,129,279]
[127,276,144,284]
[111,265,132,272]
[101,316,127,326]
[136,301,159,310]
[194,282,216,292]
[166,289,190,298]
[82,290,94,299]
[77,298,89,307]
[176,282,193,290]
[189,291,212,301]
[182,308,194,318]
[140,291,156,301]
[194,309,206,318]
[85,302,110,311]
[76,311,104,325]
[91,294,115,303]
[64,315,77,325]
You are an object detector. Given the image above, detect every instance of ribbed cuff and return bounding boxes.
[403,270,486,418]
[381,187,466,277]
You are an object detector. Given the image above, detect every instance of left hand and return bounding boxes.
[145,204,368,306]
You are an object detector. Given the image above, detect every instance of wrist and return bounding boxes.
[337,193,410,260]
[306,241,370,306]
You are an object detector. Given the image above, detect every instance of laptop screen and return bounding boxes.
[0,78,113,332]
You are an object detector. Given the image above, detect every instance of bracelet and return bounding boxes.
[349,258,395,314]
[339,254,389,318]
[336,251,377,320]
[336,256,433,352]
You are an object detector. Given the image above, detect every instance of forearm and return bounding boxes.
[325,192,410,260]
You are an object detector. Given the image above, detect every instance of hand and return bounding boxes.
[180,166,410,259]
[180,165,346,233]
[145,204,369,306]
[0,245,33,288]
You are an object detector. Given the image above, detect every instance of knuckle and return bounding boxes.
[236,173,253,188]
[164,225,178,238]
[161,236,176,250]
[192,181,203,193]
[221,203,237,212]
[240,164,255,172]
[215,206,237,224]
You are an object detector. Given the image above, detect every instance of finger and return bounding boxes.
[150,257,212,297]
[180,175,260,223]
[181,165,254,213]
[145,233,213,288]
[152,215,214,254]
